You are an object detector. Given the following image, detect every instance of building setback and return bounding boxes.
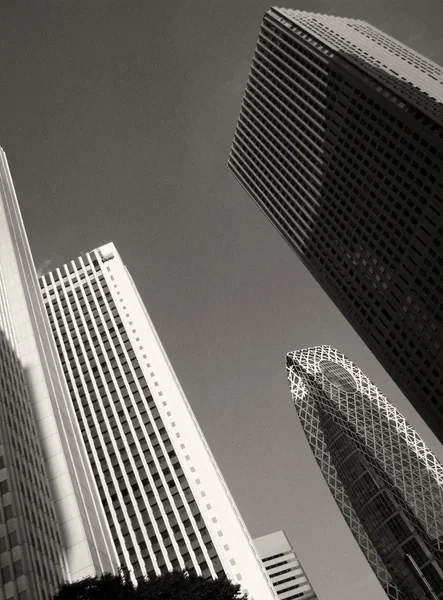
[40,242,275,600]
[229,8,443,442]
[254,530,317,600]
[0,149,116,600]
[287,345,443,600]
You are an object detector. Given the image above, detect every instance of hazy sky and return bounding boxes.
[1,2,443,599]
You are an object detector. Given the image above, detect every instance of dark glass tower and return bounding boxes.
[229,9,443,441]
[287,346,443,600]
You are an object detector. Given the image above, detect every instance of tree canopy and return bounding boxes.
[53,569,249,600]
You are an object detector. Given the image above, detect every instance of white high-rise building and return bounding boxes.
[254,531,317,600]
[40,242,275,600]
[0,149,116,600]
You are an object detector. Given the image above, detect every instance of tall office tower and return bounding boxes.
[40,242,275,600]
[287,345,443,600]
[229,8,443,442]
[0,150,116,600]
[254,530,317,600]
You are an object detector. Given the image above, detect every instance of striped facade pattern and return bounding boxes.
[229,8,443,445]
[40,251,224,581]
[255,531,317,600]
[40,243,276,600]
[287,346,443,600]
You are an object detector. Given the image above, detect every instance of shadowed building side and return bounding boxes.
[0,321,66,600]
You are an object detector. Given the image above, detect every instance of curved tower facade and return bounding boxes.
[287,346,443,600]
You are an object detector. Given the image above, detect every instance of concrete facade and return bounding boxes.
[0,150,116,599]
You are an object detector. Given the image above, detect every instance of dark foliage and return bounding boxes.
[53,569,249,600]
[53,572,134,600]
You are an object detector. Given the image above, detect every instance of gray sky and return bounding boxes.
[1,2,443,599]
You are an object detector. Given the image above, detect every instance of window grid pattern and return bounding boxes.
[0,277,64,600]
[263,552,316,599]
[229,8,443,444]
[287,346,443,600]
[277,9,443,120]
[40,253,225,584]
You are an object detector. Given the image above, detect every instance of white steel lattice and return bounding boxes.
[287,346,443,600]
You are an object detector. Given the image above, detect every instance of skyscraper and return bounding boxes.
[0,149,116,600]
[287,345,443,600]
[254,530,317,600]
[40,242,275,600]
[229,8,443,442]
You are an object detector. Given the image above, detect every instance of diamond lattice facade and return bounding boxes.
[39,243,275,600]
[229,8,443,442]
[287,346,443,600]
[0,149,116,600]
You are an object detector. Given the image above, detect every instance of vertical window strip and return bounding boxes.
[40,266,117,575]
[67,257,156,578]
[61,254,209,578]
[43,265,141,578]
[91,255,218,577]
